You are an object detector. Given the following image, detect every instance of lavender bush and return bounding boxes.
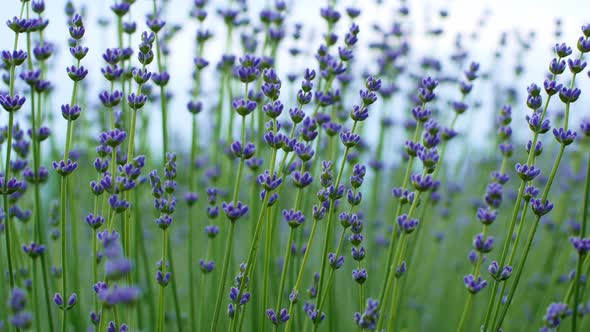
[0,0,589,331]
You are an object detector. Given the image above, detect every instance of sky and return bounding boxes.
[1,0,589,157]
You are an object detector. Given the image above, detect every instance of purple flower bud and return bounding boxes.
[395,261,407,278]
[477,207,497,225]
[222,201,249,222]
[108,194,130,213]
[127,93,148,110]
[53,292,63,307]
[67,293,78,308]
[526,140,543,157]
[257,170,283,191]
[568,58,587,74]
[84,212,105,231]
[580,118,590,137]
[515,163,541,181]
[559,86,582,103]
[411,173,433,191]
[352,268,367,284]
[570,237,590,255]
[0,94,26,112]
[328,253,344,269]
[352,246,365,261]
[463,274,488,294]
[553,128,577,145]
[156,270,171,286]
[473,233,494,253]
[283,209,305,228]
[397,214,419,234]
[531,198,554,216]
[549,58,566,75]
[52,159,78,176]
[543,302,571,328]
[199,259,215,273]
[554,43,572,57]
[339,130,360,148]
[22,242,45,259]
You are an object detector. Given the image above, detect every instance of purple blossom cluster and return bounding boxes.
[1,1,590,332]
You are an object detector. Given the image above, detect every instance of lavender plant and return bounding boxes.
[0,1,590,332]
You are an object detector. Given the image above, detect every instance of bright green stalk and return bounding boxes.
[3,2,25,291]
[376,115,424,312]
[378,168,427,332]
[25,3,53,328]
[317,205,356,314]
[273,167,305,318]
[493,145,565,331]
[493,87,576,331]
[284,218,320,332]
[150,4,182,327]
[312,120,358,329]
[211,222,236,331]
[59,45,81,330]
[572,151,590,331]
[482,61,562,331]
[198,238,214,331]
[136,193,157,327]
[188,116,198,331]
[157,228,168,332]
[232,114,281,329]
[59,175,68,332]
[456,226,488,332]
[188,33,205,332]
[261,207,274,332]
[211,82,250,331]
[455,154,509,332]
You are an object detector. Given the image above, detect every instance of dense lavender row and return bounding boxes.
[0,0,589,331]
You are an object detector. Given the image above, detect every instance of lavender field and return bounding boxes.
[0,0,589,331]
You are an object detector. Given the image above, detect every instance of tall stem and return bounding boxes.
[494,145,566,331]
[211,80,250,330]
[157,228,168,332]
[377,117,424,309]
[210,222,236,331]
[3,21,24,289]
[572,152,590,331]
[482,61,562,331]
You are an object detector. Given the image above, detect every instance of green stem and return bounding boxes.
[157,228,168,332]
[313,121,358,326]
[456,294,473,332]
[3,27,22,289]
[317,227,347,312]
[482,58,564,331]
[489,58,578,330]
[387,233,410,332]
[137,206,157,327]
[377,184,425,332]
[262,207,274,332]
[377,115,424,302]
[32,261,40,332]
[284,218,320,332]
[456,226,488,332]
[494,145,566,331]
[60,177,68,332]
[198,239,213,331]
[40,253,55,331]
[572,152,590,331]
[210,222,236,331]
[275,230,295,310]
[167,239,182,331]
